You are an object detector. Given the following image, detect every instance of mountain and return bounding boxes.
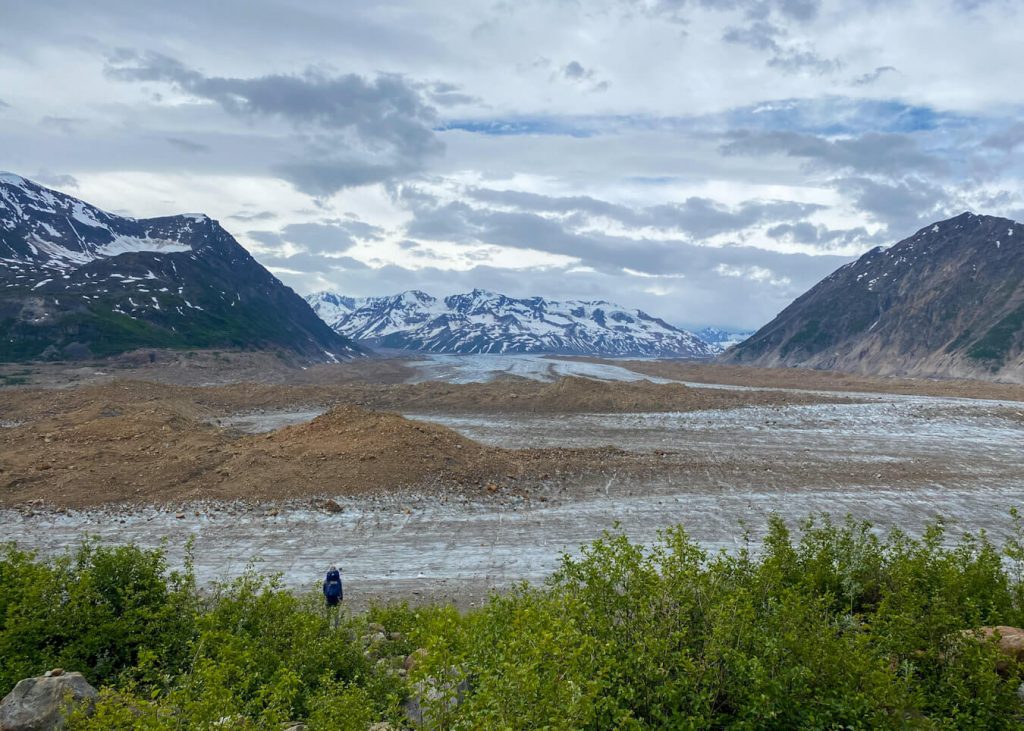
[0,172,360,361]
[724,212,1024,381]
[306,289,715,358]
[696,327,754,354]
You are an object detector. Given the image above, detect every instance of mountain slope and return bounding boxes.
[724,212,1024,381]
[0,173,360,361]
[306,288,714,358]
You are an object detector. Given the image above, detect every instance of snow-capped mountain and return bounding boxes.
[306,288,715,358]
[0,172,360,361]
[696,327,755,354]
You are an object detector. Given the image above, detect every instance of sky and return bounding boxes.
[2,0,1023,331]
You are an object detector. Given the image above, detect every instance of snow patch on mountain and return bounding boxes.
[306,289,715,358]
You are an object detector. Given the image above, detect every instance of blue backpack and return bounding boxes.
[324,569,342,601]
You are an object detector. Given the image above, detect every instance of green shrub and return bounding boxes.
[8,513,1024,729]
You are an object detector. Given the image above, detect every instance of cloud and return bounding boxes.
[766,221,876,249]
[852,66,897,86]
[464,186,824,240]
[834,176,956,235]
[166,136,210,153]
[983,122,1024,151]
[721,130,948,176]
[228,210,277,222]
[0,98,9,110]
[31,171,79,189]
[564,61,589,80]
[40,116,85,134]
[250,218,385,256]
[714,263,791,287]
[632,0,822,24]
[105,50,443,195]
[722,18,838,75]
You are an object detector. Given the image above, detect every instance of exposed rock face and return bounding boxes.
[0,172,361,362]
[0,671,98,730]
[724,213,1024,382]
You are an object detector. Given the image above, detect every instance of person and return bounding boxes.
[323,565,343,623]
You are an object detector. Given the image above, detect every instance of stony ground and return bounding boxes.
[3,351,1023,608]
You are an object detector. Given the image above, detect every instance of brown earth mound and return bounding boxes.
[0,397,623,508]
[213,406,519,500]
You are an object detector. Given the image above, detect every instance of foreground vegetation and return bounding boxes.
[4,514,1024,729]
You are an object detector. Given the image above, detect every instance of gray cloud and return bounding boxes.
[250,218,385,255]
[31,171,79,189]
[0,98,9,110]
[766,221,878,249]
[633,0,822,24]
[166,136,210,153]
[464,186,824,240]
[229,210,277,222]
[723,21,783,52]
[564,61,590,80]
[852,65,897,86]
[983,122,1024,151]
[834,176,956,235]
[422,81,478,107]
[767,50,840,75]
[106,50,443,195]
[40,116,85,134]
[721,130,948,176]
[722,19,837,74]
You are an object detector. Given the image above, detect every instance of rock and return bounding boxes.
[280,724,307,731]
[964,626,1024,672]
[367,622,386,634]
[0,671,98,730]
[403,669,470,728]
[320,498,344,513]
[404,647,429,673]
[368,724,396,731]
[387,631,403,642]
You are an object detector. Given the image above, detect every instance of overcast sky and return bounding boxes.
[2,0,1023,330]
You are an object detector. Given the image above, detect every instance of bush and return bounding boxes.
[5,513,1024,729]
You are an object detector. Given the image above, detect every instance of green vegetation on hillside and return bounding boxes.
[4,514,1024,729]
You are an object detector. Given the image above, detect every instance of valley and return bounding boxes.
[4,353,1023,609]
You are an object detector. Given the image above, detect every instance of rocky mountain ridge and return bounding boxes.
[307,288,714,358]
[0,173,359,361]
[724,212,1024,381]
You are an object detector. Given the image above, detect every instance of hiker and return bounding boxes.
[323,565,343,610]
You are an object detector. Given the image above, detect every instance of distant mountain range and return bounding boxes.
[725,212,1024,381]
[0,173,359,361]
[696,327,755,354]
[307,289,716,358]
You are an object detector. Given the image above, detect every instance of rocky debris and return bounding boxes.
[367,723,397,731]
[0,670,98,730]
[280,724,307,731]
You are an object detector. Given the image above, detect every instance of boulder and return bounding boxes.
[963,626,1024,672]
[404,648,429,673]
[403,668,470,729]
[0,671,98,730]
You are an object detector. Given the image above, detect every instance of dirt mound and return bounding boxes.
[0,400,547,508]
[214,406,518,499]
